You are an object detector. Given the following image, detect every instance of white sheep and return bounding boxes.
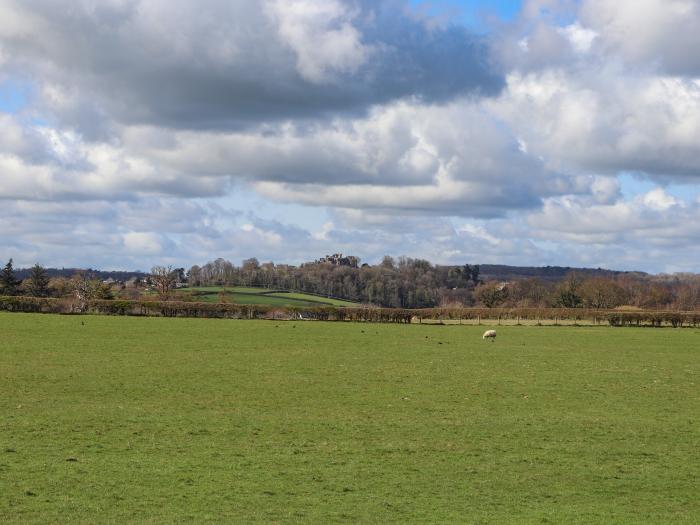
[482,329,496,341]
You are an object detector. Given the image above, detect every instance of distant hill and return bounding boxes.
[13,264,647,284]
[476,264,647,282]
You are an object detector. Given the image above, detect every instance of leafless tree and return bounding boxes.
[71,273,102,312]
[151,265,177,299]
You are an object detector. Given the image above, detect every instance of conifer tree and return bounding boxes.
[0,258,19,296]
[26,264,50,297]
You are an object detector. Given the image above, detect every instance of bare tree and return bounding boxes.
[151,265,177,299]
[579,277,628,309]
[71,273,102,312]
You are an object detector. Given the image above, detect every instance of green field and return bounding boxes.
[181,286,359,307]
[2,313,699,523]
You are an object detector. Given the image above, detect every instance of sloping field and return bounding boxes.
[186,286,358,307]
[1,313,699,523]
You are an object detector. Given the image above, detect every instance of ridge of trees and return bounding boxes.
[185,256,699,310]
[2,256,700,310]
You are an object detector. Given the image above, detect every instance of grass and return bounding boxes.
[180,286,359,307]
[1,313,699,523]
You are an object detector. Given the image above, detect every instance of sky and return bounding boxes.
[2,0,700,273]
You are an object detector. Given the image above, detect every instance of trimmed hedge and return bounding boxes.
[0,296,74,314]
[605,311,700,328]
[1,296,700,326]
[411,307,610,323]
[0,296,413,323]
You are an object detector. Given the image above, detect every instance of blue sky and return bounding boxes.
[412,0,522,23]
[2,0,700,273]
[0,80,27,113]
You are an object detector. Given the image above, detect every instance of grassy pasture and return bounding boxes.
[181,286,358,308]
[1,313,699,524]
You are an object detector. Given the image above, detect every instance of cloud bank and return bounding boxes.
[1,0,700,272]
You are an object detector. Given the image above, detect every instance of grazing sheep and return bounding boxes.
[482,329,496,341]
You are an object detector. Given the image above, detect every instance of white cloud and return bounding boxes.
[312,221,335,241]
[457,223,500,245]
[265,0,371,83]
[557,23,597,53]
[641,188,679,211]
[492,71,700,181]
[528,188,697,242]
[579,0,700,75]
[122,232,166,255]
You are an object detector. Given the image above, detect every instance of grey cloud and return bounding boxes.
[1,96,583,217]
[0,114,230,202]
[579,0,700,77]
[13,98,560,217]
[0,114,91,169]
[240,100,574,216]
[0,0,503,135]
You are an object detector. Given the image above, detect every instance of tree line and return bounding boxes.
[184,256,700,310]
[186,256,481,308]
[1,259,114,302]
[3,256,700,311]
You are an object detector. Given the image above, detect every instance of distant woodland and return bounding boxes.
[3,255,700,310]
[185,256,697,310]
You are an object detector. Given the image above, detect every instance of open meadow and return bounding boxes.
[177,287,359,308]
[1,313,699,523]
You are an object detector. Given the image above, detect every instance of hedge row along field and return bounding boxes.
[3,295,700,327]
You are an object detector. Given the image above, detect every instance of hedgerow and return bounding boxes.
[1,295,699,326]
